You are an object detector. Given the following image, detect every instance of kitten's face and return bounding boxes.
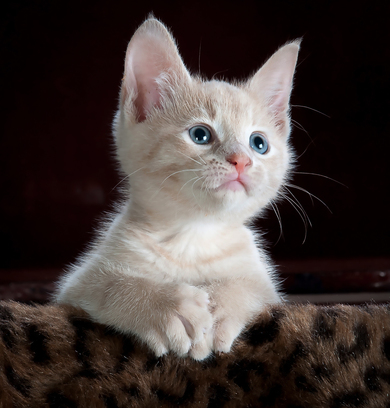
[114,19,298,223]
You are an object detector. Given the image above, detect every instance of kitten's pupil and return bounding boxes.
[189,126,211,144]
[195,128,206,141]
[249,133,269,154]
[256,138,264,149]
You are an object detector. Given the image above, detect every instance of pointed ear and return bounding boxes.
[121,18,191,121]
[248,40,300,127]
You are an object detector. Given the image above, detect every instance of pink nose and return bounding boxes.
[226,153,252,174]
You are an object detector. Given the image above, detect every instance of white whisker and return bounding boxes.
[279,191,309,244]
[178,176,201,194]
[200,177,208,191]
[110,166,146,193]
[286,183,332,213]
[296,142,315,160]
[191,176,203,200]
[211,69,229,80]
[284,187,312,227]
[197,154,207,165]
[177,151,203,166]
[292,171,347,188]
[291,104,330,118]
[160,168,201,186]
[269,201,284,244]
[291,119,313,141]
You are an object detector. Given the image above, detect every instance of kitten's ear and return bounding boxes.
[121,18,191,121]
[248,40,300,127]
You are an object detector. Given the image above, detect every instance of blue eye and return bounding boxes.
[189,126,211,144]
[249,133,269,154]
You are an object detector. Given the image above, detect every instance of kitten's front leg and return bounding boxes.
[56,273,213,358]
[190,275,280,358]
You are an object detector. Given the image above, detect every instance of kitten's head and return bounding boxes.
[114,18,299,224]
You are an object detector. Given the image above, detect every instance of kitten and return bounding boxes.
[55,17,300,360]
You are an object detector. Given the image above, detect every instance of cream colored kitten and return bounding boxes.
[55,18,300,360]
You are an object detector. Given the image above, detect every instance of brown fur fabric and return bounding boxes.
[1,301,390,407]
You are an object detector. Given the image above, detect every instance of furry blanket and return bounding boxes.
[1,301,390,407]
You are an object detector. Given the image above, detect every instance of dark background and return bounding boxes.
[1,1,389,276]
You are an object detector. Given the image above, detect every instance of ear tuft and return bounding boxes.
[121,18,190,122]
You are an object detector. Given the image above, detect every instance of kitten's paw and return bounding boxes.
[175,284,213,345]
[154,284,212,358]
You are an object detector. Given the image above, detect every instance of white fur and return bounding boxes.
[55,18,300,360]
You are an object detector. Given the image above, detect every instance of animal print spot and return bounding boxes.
[0,321,16,350]
[280,341,307,376]
[47,391,78,408]
[25,324,50,364]
[227,359,265,392]
[258,384,283,407]
[115,336,135,373]
[70,316,94,364]
[145,354,164,372]
[69,315,96,333]
[244,310,283,346]
[379,370,390,384]
[208,384,231,408]
[313,310,336,340]
[181,379,196,403]
[313,364,333,381]
[364,366,382,392]
[101,394,119,408]
[337,343,353,364]
[201,356,218,370]
[5,365,31,397]
[353,323,370,355]
[331,391,366,408]
[383,337,390,361]
[153,380,195,405]
[0,303,17,351]
[69,315,103,378]
[294,375,317,393]
[337,324,371,364]
[77,368,100,379]
[0,304,14,321]
[154,388,180,404]
[126,385,141,398]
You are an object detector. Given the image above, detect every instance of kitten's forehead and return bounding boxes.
[196,79,271,139]
[201,80,249,118]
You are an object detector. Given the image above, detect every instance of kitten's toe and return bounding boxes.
[213,318,242,353]
[144,330,169,357]
[178,308,213,345]
[189,331,213,360]
[165,316,193,356]
[176,285,213,344]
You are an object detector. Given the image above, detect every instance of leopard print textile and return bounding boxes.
[1,301,390,407]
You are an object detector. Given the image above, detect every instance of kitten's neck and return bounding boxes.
[123,196,242,237]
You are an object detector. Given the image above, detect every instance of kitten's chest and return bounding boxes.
[131,224,264,282]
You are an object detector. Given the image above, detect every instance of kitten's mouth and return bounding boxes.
[217,180,246,192]
[216,174,249,193]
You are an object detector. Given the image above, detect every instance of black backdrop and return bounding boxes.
[1,0,390,270]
